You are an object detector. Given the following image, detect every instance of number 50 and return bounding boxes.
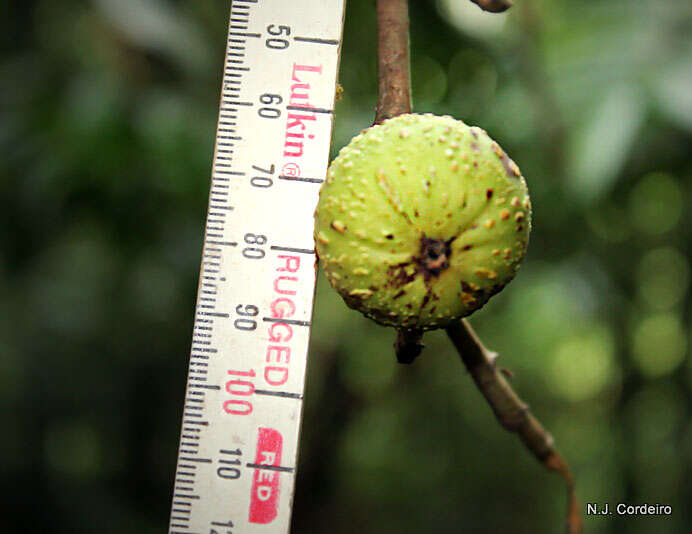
[266,24,290,49]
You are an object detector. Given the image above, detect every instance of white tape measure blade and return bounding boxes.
[169,1,345,532]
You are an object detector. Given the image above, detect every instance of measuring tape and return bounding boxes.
[168,1,345,532]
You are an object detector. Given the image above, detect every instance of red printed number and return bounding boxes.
[223,369,255,416]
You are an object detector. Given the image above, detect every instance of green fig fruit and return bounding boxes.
[314,113,531,330]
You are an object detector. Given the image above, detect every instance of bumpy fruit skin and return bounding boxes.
[314,113,531,330]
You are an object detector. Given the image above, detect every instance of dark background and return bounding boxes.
[2,0,692,532]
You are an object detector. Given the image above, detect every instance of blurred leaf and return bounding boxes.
[631,312,687,378]
[654,48,692,132]
[628,172,683,236]
[636,247,689,310]
[567,85,646,203]
[547,324,618,402]
[93,0,211,74]
[411,54,447,106]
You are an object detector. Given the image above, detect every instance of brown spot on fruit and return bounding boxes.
[500,209,510,220]
[349,288,373,299]
[502,155,521,178]
[460,292,476,307]
[490,141,521,178]
[474,268,498,280]
[463,281,480,292]
[387,262,417,288]
[330,220,347,233]
[420,292,430,308]
[486,188,494,199]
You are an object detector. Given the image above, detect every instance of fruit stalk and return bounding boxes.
[375,0,411,124]
[374,1,582,531]
[394,328,424,364]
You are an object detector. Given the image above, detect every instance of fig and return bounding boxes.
[314,113,531,330]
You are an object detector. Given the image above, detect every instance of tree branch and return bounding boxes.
[447,320,582,534]
[375,0,411,124]
[469,0,514,13]
[374,1,582,531]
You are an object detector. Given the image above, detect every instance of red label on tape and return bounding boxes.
[248,427,283,524]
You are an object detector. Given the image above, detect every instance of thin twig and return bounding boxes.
[447,320,582,534]
[375,0,411,124]
[374,0,582,531]
[470,0,514,13]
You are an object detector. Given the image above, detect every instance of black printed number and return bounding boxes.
[242,233,267,259]
[234,304,258,331]
[258,93,282,119]
[250,164,275,188]
[266,24,290,49]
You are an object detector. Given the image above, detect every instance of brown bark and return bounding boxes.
[375,0,411,124]
[470,0,514,13]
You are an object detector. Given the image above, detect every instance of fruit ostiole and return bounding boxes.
[313,1,583,532]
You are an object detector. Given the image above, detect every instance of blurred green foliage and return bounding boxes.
[2,0,692,532]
